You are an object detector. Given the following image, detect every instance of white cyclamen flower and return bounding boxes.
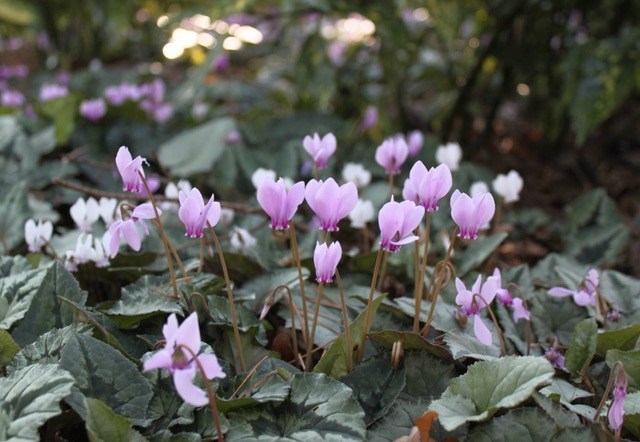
[469,181,490,199]
[229,227,257,253]
[342,163,372,188]
[492,170,523,204]
[70,197,100,232]
[435,142,462,171]
[219,208,235,227]
[24,219,53,252]
[98,197,118,226]
[348,199,375,228]
[251,168,277,189]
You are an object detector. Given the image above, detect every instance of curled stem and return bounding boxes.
[414,213,431,333]
[188,291,209,314]
[176,344,224,442]
[307,282,325,369]
[421,228,458,336]
[206,223,247,372]
[335,270,353,373]
[360,248,384,363]
[289,222,312,371]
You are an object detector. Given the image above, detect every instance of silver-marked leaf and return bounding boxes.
[0,364,75,441]
[467,407,558,441]
[226,372,366,441]
[429,356,554,431]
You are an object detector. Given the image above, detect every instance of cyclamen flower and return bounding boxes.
[348,199,375,228]
[313,242,342,283]
[39,84,68,101]
[98,198,118,226]
[93,232,111,268]
[450,190,495,239]
[548,269,599,307]
[65,234,97,272]
[70,197,100,232]
[178,188,221,238]
[375,137,409,175]
[108,203,158,257]
[1,90,25,107]
[492,268,530,322]
[305,178,358,231]
[24,219,53,253]
[115,146,147,193]
[402,161,452,211]
[229,227,257,253]
[136,176,161,197]
[257,177,305,230]
[303,133,336,169]
[144,313,225,407]
[358,105,378,133]
[455,275,499,346]
[609,370,627,433]
[435,142,462,171]
[406,130,424,157]
[378,199,425,252]
[251,168,277,189]
[493,170,524,204]
[545,347,568,372]
[342,163,371,188]
[79,98,107,122]
[104,83,142,105]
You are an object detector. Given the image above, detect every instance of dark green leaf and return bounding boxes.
[84,398,147,442]
[0,328,18,367]
[565,318,598,373]
[596,323,640,356]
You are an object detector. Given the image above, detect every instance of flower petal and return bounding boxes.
[173,368,208,407]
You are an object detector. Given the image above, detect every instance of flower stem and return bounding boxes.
[388,173,395,199]
[176,345,224,442]
[413,213,431,333]
[593,360,624,421]
[335,270,353,373]
[307,282,325,368]
[206,224,247,372]
[359,248,384,363]
[473,293,507,356]
[492,196,504,233]
[376,252,389,291]
[288,222,311,371]
[420,227,458,336]
[138,172,178,299]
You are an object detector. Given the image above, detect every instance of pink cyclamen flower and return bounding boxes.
[303,133,337,170]
[402,161,452,211]
[257,177,306,230]
[178,188,221,238]
[1,90,25,107]
[450,190,496,239]
[406,130,424,157]
[548,268,599,307]
[108,203,158,257]
[39,84,68,101]
[143,313,225,407]
[545,347,568,372]
[136,176,161,197]
[492,268,530,322]
[375,137,409,175]
[305,178,358,232]
[455,275,499,346]
[358,105,378,133]
[115,146,147,193]
[609,370,627,433]
[79,98,107,122]
[511,298,531,322]
[378,198,425,252]
[313,242,342,283]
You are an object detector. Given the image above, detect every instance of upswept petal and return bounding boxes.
[115,146,133,174]
[548,287,574,298]
[25,219,36,244]
[455,278,467,294]
[378,201,403,244]
[473,193,496,227]
[455,289,474,312]
[573,290,593,306]
[257,177,285,222]
[121,220,141,251]
[471,275,483,295]
[335,181,358,220]
[451,192,476,236]
[511,298,530,322]
[480,276,499,305]
[173,368,208,407]
[473,315,493,346]
[108,221,123,257]
[163,313,179,342]
[173,312,201,355]
[304,179,322,214]
[143,349,173,371]
[206,201,221,228]
[198,353,226,379]
[398,201,424,236]
[178,197,200,232]
[132,202,158,219]
[285,181,306,221]
[313,178,340,221]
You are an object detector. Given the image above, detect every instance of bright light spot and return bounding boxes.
[172,28,198,48]
[191,14,211,30]
[223,36,242,51]
[212,20,229,34]
[197,33,216,48]
[229,24,240,33]
[413,8,429,21]
[232,26,263,44]
[163,42,184,59]
[516,83,531,96]
[157,15,169,27]
[469,37,480,48]
[320,14,375,43]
